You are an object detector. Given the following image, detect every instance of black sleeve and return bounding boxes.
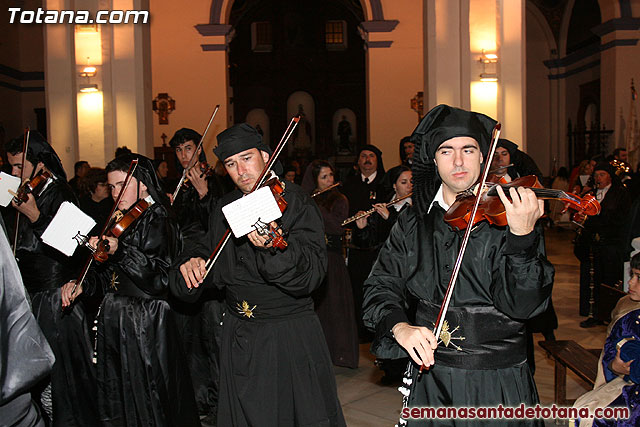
[362,210,415,359]
[109,210,178,296]
[489,224,555,319]
[255,191,328,297]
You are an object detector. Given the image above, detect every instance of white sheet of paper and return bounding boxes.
[41,201,96,256]
[0,172,21,207]
[222,186,283,238]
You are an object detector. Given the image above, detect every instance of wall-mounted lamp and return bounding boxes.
[79,66,96,77]
[478,50,498,82]
[480,74,498,82]
[79,84,99,93]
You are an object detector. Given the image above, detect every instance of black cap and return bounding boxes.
[214,123,272,161]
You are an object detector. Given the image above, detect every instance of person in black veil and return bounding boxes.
[172,123,345,426]
[0,214,55,427]
[61,153,199,427]
[5,132,99,426]
[362,105,554,426]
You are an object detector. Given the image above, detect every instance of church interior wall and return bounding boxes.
[150,0,228,158]
[365,0,425,168]
[4,0,640,180]
[525,2,557,175]
[0,2,46,146]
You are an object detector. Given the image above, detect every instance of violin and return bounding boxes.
[184,161,215,186]
[171,106,220,204]
[91,199,150,262]
[201,116,301,282]
[13,170,52,205]
[67,159,140,304]
[257,176,288,249]
[444,175,601,230]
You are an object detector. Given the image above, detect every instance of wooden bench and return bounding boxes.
[539,340,600,405]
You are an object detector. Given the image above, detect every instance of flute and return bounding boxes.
[311,182,341,198]
[341,192,412,226]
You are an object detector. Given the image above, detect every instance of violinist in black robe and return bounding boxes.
[5,132,98,426]
[61,154,199,427]
[172,123,345,427]
[362,105,554,426]
[169,128,226,421]
[0,215,55,427]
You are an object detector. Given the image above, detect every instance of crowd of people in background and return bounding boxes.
[2,110,640,426]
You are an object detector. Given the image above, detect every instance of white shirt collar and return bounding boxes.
[361,171,377,183]
[427,184,450,214]
[596,184,611,201]
[391,193,412,211]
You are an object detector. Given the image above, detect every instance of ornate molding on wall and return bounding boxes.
[195,24,232,36]
[198,1,395,50]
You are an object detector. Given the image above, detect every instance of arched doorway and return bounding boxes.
[227,0,366,162]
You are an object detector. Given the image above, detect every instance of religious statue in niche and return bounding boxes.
[337,115,353,154]
[290,104,312,157]
[152,93,176,125]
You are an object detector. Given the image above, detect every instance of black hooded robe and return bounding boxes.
[0,216,55,427]
[6,133,99,426]
[82,155,199,427]
[363,205,554,426]
[362,105,554,426]
[171,184,346,427]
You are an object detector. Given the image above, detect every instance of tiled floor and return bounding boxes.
[336,226,609,426]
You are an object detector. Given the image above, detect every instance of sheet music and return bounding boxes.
[41,201,96,256]
[0,172,21,207]
[222,186,283,238]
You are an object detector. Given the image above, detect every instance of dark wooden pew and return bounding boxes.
[538,340,600,405]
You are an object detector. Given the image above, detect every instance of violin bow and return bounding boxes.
[69,159,139,300]
[424,123,502,372]
[12,127,30,256]
[171,105,220,205]
[201,116,300,281]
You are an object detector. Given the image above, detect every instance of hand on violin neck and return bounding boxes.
[11,192,40,223]
[248,221,281,249]
[495,185,544,236]
[186,166,209,199]
[89,235,118,255]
